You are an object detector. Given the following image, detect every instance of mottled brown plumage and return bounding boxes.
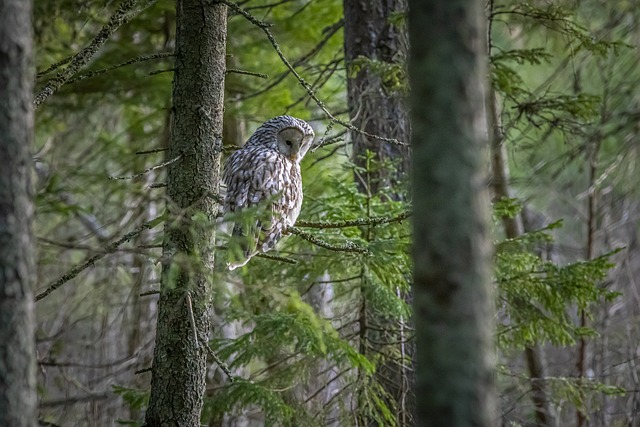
[222,116,314,270]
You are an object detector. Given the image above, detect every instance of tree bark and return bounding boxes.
[0,0,37,426]
[144,0,227,425]
[344,0,410,196]
[408,0,496,425]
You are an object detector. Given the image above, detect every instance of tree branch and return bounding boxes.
[33,0,155,109]
[296,211,410,229]
[35,215,165,302]
[287,227,370,254]
[67,52,175,84]
[215,0,408,146]
[108,155,182,180]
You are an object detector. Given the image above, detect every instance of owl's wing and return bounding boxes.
[223,149,293,269]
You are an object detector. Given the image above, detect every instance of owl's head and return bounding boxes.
[248,116,315,163]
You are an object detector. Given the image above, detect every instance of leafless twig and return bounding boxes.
[215,0,408,146]
[35,215,165,302]
[108,155,182,180]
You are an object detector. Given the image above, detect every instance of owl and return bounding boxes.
[222,115,315,270]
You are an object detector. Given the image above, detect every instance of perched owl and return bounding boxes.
[222,116,314,270]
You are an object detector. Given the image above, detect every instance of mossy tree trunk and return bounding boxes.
[0,0,37,426]
[144,0,227,425]
[408,0,496,425]
[344,0,410,196]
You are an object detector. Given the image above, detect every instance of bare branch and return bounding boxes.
[35,215,165,302]
[108,155,182,180]
[33,0,155,109]
[198,332,236,383]
[186,293,199,347]
[136,147,169,155]
[215,0,408,146]
[226,68,269,78]
[67,52,175,84]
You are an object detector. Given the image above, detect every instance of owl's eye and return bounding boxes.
[285,140,292,146]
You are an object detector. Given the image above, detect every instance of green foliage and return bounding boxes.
[496,227,618,348]
[32,0,640,425]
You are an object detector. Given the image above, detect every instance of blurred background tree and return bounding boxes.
[31,0,640,426]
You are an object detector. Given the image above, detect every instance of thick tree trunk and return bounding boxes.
[343,1,413,424]
[408,0,496,425]
[344,0,410,196]
[144,0,227,425]
[0,0,37,426]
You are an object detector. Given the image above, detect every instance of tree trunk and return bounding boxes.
[408,0,496,425]
[344,0,410,196]
[0,0,37,426]
[343,0,413,424]
[144,0,227,425]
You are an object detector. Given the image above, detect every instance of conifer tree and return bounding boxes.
[145,0,227,424]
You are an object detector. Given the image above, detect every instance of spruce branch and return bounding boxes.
[34,0,155,109]
[287,227,370,254]
[295,211,411,229]
[35,215,165,302]
[214,0,408,146]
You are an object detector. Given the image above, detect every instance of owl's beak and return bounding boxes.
[289,153,299,162]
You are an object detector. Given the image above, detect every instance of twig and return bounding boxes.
[108,155,182,180]
[37,56,73,78]
[34,0,154,109]
[309,142,346,167]
[237,18,344,101]
[296,211,411,229]
[146,68,175,76]
[198,332,236,383]
[186,293,199,347]
[287,227,369,254]
[226,68,269,78]
[256,252,297,264]
[136,147,169,155]
[67,52,175,84]
[35,215,165,302]
[216,0,408,146]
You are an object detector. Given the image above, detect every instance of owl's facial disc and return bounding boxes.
[277,128,305,162]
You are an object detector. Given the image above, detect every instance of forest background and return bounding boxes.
[4,0,640,425]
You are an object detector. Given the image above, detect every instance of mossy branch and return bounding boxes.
[34,0,155,109]
[296,211,410,229]
[287,227,370,254]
